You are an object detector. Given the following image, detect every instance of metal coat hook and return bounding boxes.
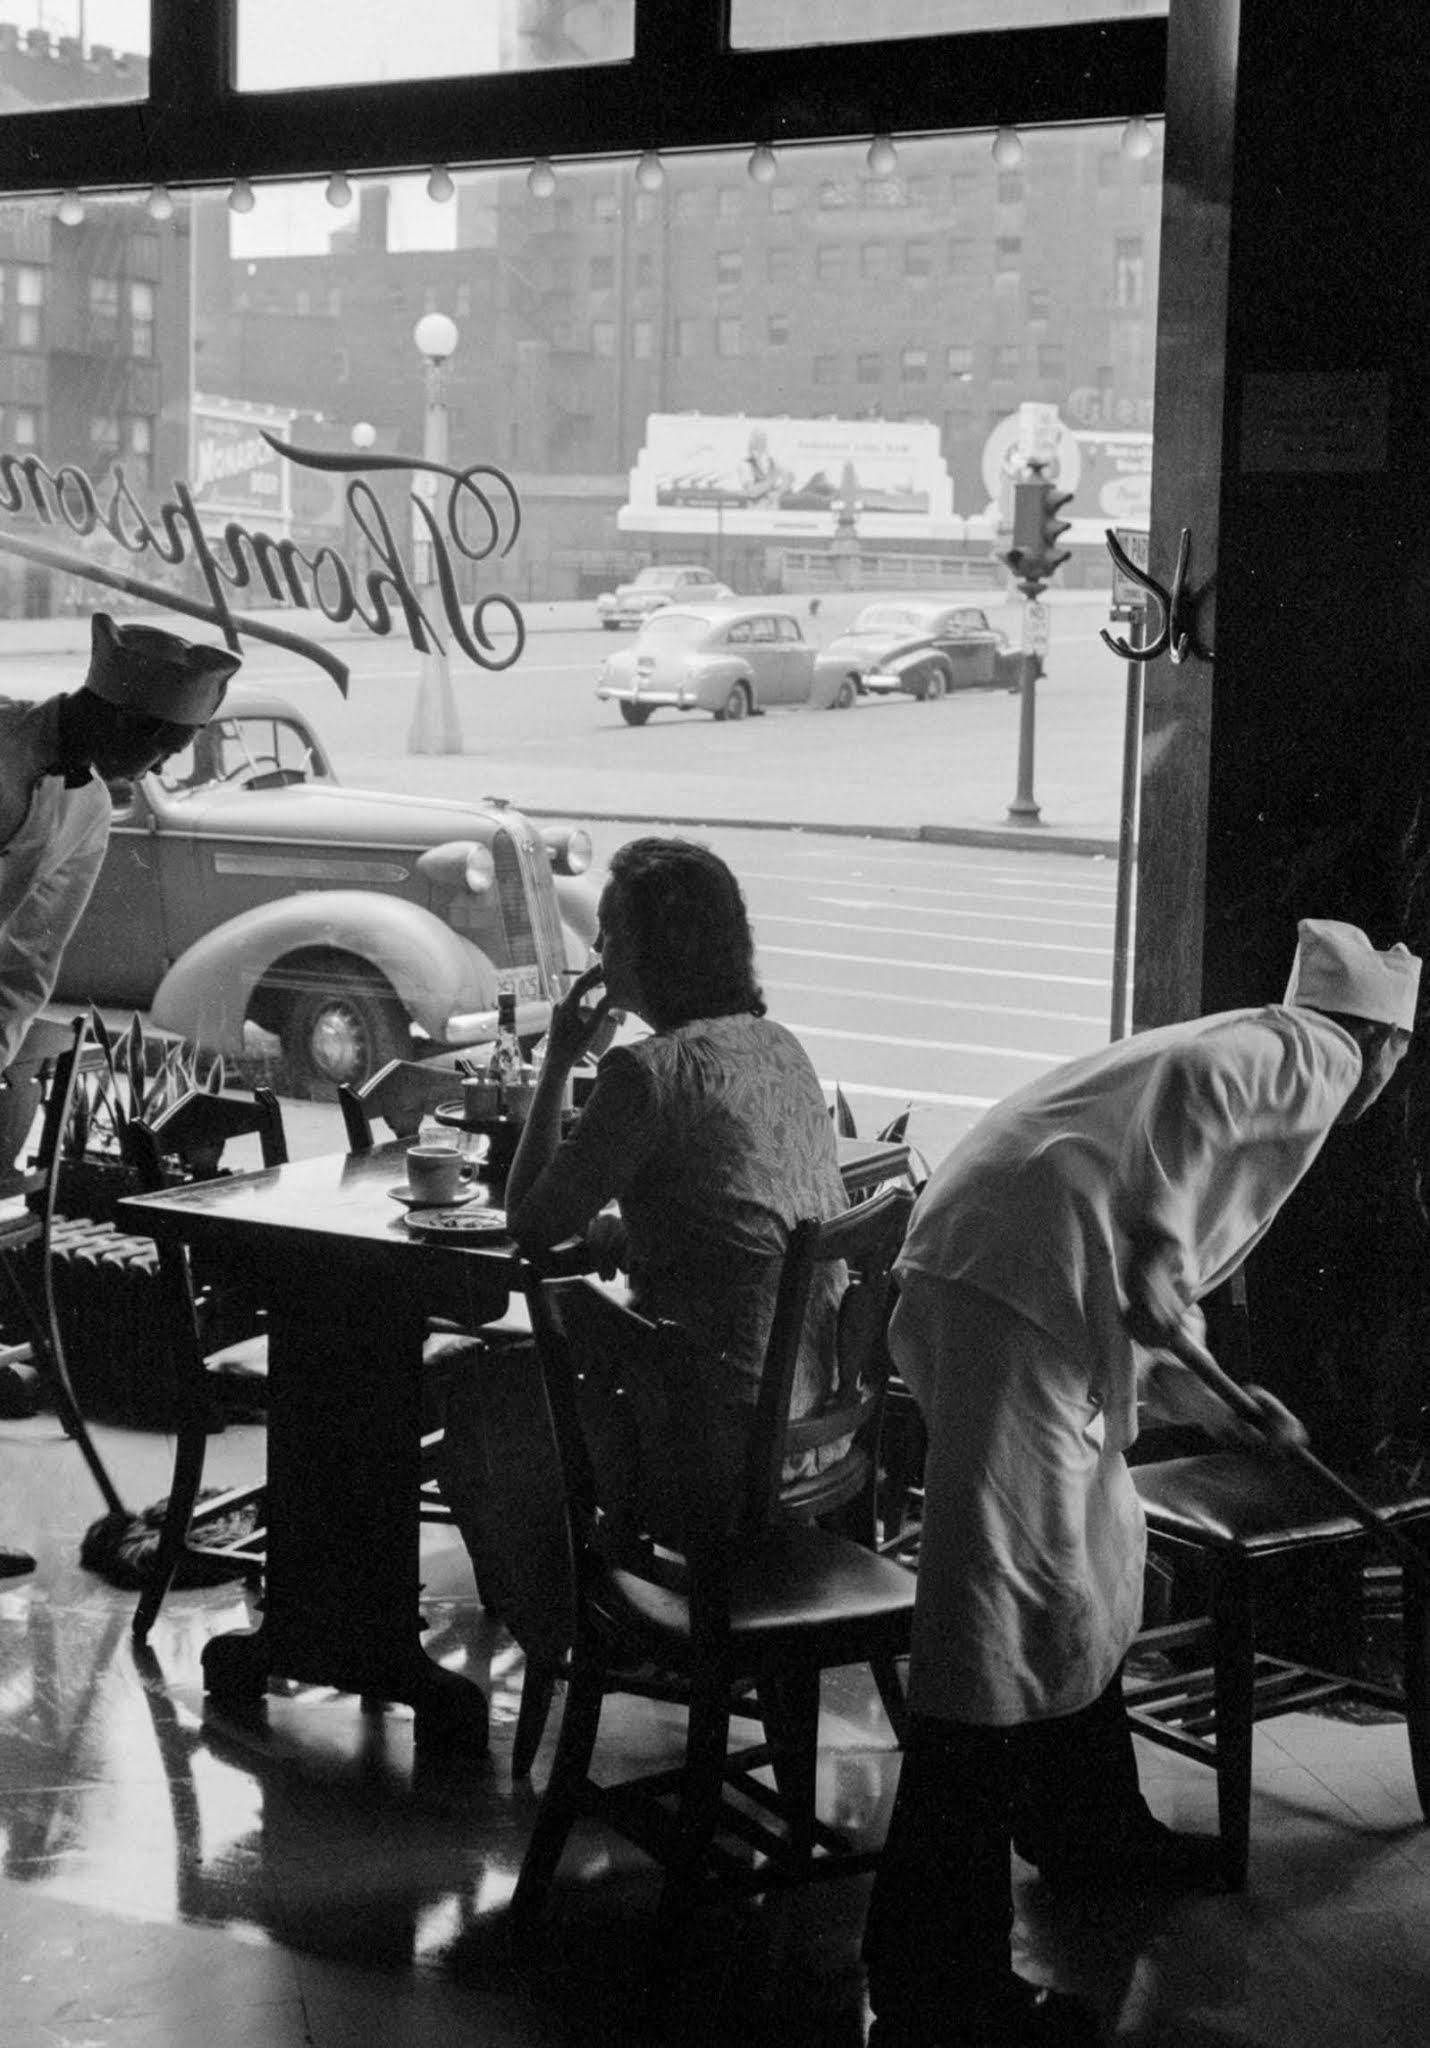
[1100,526,1210,664]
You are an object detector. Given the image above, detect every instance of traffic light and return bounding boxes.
[1000,476,1075,585]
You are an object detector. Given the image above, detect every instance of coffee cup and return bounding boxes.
[406,1143,466,1204]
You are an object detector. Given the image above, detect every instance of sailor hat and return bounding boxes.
[82,612,241,727]
[1284,917,1421,1032]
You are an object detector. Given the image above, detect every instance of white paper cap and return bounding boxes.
[1284,918,1421,1032]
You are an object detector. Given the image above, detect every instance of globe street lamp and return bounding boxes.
[408,313,463,755]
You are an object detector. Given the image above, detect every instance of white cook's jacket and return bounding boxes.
[0,695,110,1076]
[891,1005,1363,1723]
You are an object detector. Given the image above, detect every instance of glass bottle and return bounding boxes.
[485,988,525,1110]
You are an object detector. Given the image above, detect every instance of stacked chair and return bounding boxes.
[506,1181,916,1951]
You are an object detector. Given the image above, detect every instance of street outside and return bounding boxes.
[7,586,1130,1172]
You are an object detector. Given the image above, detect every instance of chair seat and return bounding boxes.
[599,1521,917,1651]
[1134,1450,1430,1557]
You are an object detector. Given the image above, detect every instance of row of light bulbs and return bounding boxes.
[50,116,1157,226]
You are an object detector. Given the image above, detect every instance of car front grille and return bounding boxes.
[492,820,568,996]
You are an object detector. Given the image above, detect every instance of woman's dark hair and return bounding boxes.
[605,836,765,1028]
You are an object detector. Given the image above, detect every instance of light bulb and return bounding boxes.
[635,150,664,193]
[351,420,377,451]
[146,184,174,222]
[526,157,556,200]
[426,164,455,203]
[325,171,353,209]
[1120,115,1154,161]
[991,126,1024,170]
[227,178,256,215]
[56,190,84,227]
[866,134,897,178]
[747,143,778,186]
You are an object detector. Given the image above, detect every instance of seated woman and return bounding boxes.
[437,837,849,1640]
[507,835,849,1434]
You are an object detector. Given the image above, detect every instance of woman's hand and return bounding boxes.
[584,1209,627,1281]
[1123,1230,1192,1348]
[545,963,619,1071]
[1230,1385,1310,1451]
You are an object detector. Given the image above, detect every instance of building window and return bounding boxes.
[949,171,979,205]
[901,347,928,382]
[943,406,971,441]
[818,180,844,209]
[767,311,790,347]
[860,242,888,280]
[995,237,1022,274]
[422,285,441,312]
[295,289,311,317]
[1114,236,1145,308]
[769,183,796,215]
[815,243,844,283]
[123,414,152,485]
[767,245,794,285]
[631,319,653,359]
[716,317,743,357]
[945,342,974,380]
[11,407,37,447]
[1098,151,1121,188]
[905,241,932,278]
[997,173,1025,204]
[90,413,119,451]
[1028,287,1051,321]
[550,257,575,292]
[592,191,619,223]
[634,252,654,290]
[590,254,615,290]
[674,189,701,222]
[856,352,882,383]
[591,320,616,356]
[675,317,700,358]
[947,237,976,273]
[717,185,743,219]
[634,190,659,225]
[88,275,120,343]
[127,279,155,357]
[554,194,576,229]
[812,352,838,385]
[991,344,1021,381]
[326,287,343,319]
[1037,343,1067,381]
[906,176,934,208]
[715,249,743,287]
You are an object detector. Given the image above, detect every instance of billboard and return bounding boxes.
[189,395,297,530]
[618,412,960,542]
[975,405,1152,543]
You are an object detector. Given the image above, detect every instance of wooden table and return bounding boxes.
[120,1139,515,1751]
[116,1130,915,1751]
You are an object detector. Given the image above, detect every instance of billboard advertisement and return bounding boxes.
[975,405,1152,543]
[618,412,960,542]
[189,395,297,530]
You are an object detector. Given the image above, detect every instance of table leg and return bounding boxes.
[199,1261,490,1752]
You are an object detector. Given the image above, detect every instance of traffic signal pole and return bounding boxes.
[999,463,1072,827]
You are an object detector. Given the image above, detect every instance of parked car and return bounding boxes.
[813,599,1024,702]
[53,691,600,1097]
[595,599,847,724]
[596,563,734,629]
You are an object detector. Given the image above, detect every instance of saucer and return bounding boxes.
[387,1182,480,1211]
[401,1205,509,1237]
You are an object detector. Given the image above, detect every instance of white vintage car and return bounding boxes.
[595,563,733,629]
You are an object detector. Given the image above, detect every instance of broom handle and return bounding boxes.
[1168,1325,1430,1586]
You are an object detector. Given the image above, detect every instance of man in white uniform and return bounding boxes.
[0,611,239,1576]
[863,919,1420,2048]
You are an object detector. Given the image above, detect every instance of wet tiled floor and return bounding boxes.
[2,1408,1428,2047]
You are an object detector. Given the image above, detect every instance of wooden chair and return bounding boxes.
[127,1086,291,1642]
[506,1271,917,1951]
[507,1183,915,1776]
[1125,1450,1430,1890]
[0,1014,127,1517]
[337,1057,463,1152]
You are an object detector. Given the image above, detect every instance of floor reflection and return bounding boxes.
[2,1409,1429,2045]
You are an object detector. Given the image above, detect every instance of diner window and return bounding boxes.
[905,241,932,278]
[716,317,743,357]
[235,0,634,86]
[716,250,743,287]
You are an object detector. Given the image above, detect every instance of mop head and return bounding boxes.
[80,1491,261,1589]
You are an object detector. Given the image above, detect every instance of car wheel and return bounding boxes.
[619,702,652,726]
[833,677,857,711]
[716,682,751,723]
[915,666,949,702]
[279,964,412,1099]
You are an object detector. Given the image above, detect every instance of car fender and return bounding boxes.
[691,655,756,708]
[149,890,498,1055]
[554,876,599,961]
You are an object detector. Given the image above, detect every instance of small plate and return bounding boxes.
[401,1205,509,1237]
[387,1182,481,1211]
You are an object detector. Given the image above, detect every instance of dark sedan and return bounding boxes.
[813,599,1023,703]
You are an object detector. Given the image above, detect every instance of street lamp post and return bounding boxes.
[347,420,375,633]
[408,313,463,755]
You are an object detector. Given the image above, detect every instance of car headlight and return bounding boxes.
[464,844,496,893]
[543,825,592,876]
